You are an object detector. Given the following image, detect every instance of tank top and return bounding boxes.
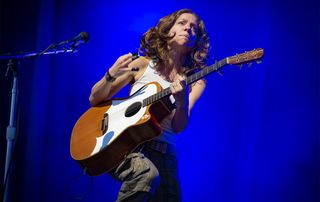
[129,61,178,145]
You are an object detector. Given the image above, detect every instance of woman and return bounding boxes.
[89,8,210,202]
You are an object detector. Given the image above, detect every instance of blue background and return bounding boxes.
[0,0,319,201]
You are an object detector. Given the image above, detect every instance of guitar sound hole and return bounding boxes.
[125,102,142,117]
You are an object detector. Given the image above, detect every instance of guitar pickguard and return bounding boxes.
[90,83,158,155]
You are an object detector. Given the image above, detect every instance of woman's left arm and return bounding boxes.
[171,79,206,133]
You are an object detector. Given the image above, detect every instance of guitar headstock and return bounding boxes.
[227,48,264,66]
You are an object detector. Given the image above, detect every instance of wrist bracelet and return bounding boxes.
[105,69,116,82]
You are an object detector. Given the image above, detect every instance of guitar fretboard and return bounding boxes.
[142,58,228,107]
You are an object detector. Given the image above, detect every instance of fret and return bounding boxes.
[162,88,166,97]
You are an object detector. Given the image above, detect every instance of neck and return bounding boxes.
[157,45,189,81]
[165,47,187,73]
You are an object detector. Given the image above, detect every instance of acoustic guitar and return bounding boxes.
[70,48,264,176]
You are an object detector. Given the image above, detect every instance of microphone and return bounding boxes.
[35,32,89,56]
[58,32,90,46]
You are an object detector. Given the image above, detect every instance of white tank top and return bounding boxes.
[129,61,178,145]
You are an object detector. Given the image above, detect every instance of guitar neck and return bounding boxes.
[142,58,228,107]
[186,58,228,85]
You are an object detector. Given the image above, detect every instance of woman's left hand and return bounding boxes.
[170,75,188,108]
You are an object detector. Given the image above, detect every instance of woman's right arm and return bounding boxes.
[89,53,148,106]
[89,53,135,106]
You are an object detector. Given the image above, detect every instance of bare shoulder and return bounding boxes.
[128,56,150,81]
[190,79,206,92]
[129,56,150,67]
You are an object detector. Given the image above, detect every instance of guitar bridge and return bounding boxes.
[101,113,109,134]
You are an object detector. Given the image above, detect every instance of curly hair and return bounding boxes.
[139,9,210,75]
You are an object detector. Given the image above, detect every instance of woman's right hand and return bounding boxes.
[108,53,135,78]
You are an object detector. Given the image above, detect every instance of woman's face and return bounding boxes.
[168,13,199,49]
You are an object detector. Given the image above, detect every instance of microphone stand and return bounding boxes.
[2,59,18,202]
[1,41,80,202]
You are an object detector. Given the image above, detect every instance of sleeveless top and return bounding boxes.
[129,61,178,145]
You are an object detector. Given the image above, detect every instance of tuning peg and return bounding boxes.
[256,60,262,64]
[217,70,223,76]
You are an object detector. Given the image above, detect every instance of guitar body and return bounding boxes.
[70,82,175,176]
